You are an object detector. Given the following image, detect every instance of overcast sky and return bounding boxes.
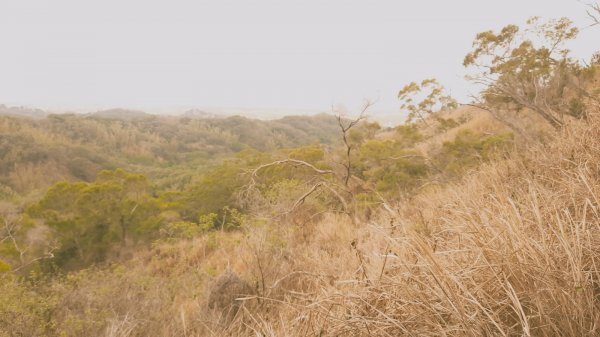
[0,0,598,116]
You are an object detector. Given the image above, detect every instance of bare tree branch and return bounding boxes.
[241,100,377,222]
[243,159,335,194]
[1,206,57,273]
[335,100,373,186]
[240,157,351,217]
[320,182,350,213]
[587,3,600,27]
[289,182,326,212]
[11,246,57,273]
[460,103,531,140]
[249,159,334,179]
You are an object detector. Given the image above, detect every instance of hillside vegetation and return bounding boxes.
[0,112,342,195]
[3,102,597,336]
[1,8,600,337]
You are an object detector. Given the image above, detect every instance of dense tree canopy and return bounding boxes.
[27,169,162,269]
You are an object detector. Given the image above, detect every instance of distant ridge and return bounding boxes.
[0,104,47,119]
[88,108,150,120]
[181,109,228,119]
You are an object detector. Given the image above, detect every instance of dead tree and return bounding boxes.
[335,100,373,186]
[239,100,384,222]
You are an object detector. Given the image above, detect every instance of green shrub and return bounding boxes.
[438,129,513,174]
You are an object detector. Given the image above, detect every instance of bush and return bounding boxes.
[438,129,513,174]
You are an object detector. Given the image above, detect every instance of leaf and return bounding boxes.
[0,259,11,273]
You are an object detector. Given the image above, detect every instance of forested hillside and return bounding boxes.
[0,113,341,195]
[1,5,600,337]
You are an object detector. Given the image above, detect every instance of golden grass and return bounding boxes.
[225,114,600,336]
[4,112,600,336]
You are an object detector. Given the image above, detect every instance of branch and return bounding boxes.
[483,76,564,128]
[334,100,374,186]
[285,180,352,216]
[587,3,600,27]
[251,159,333,177]
[11,246,56,273]
[246,159,334,190]
[2,216,25,264]
[460,103,531,140]
[1,211,57,273]
[335,100,373,132]
[240,159,342,214]
[289,182,326,211]
[320,183,350,213]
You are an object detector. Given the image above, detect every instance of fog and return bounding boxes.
[0,0,597,119]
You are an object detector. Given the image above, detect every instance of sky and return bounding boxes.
[0,0,598,118]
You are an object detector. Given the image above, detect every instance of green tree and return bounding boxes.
[437,130,513,175]
[398,79,457,124]
[464,17,582,128]
[27,169,161,269]
[357,139,428,195]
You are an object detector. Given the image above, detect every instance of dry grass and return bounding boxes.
[4,111,600,336]
[226,114,600,336]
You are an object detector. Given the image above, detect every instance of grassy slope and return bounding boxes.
[3,108,600,336]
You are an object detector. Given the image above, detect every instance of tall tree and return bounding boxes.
[27,169,161,269]
[398,79,457,125]
[335,101,373,186]
[463,17,581,128]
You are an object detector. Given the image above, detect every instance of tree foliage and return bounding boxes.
[27,169,162,269]
[398,79,457,124]
[464,17,585,128]
[436,130,513,174]
[0,113,344,195]
[357,139,428,194]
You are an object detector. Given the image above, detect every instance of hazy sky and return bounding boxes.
[0,0,598,115]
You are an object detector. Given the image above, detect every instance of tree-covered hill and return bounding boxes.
[0,112,341,195]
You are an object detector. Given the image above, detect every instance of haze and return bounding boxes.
[0,0,597,117]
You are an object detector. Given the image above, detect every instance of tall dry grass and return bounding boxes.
[224,113,600,336]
